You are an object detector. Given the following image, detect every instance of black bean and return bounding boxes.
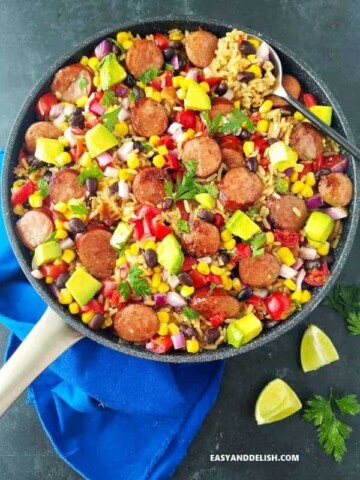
[55,273,70,289]
[124,72,136,88]
[133,85,145,99]
[133,140,144,152]
[218,252,230,266]
[68,218,86,234]
[304,259,321,270]
[43,171,52,183]
[239,40,257,56]
[246,157,258,173]
[315,168,331,179]
[175,54,187,74]
[321,254,335,266]
[197,209,214,224]
[162,197,173,210]
[163,47,175,61]
[70,110,85,129]
[30,157,46,169]
[239,129,251,140]
[179,323,198,339]
[89,313,105,331]
[263,320,279,330]
[73,107,83,116]
[237,286,253,301]
[178,272,193,286]
[215,81,228,96]
[85,178,98,197]
[237,72,255,83]
[144,249,158,268]
[169,40,183,50]
[204,328,220,344]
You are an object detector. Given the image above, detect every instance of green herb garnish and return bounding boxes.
[70,204,89,215]
[208,283,219,295]
[44,231,57,243]
[77,162,104,185]
[325,285,360,335]
[221,109,255,135]
[249,233,266,257]
[117,281,131,301]
[140,141,153,152]
[101,90,116,107]
[177,219,190,233]
[246,205,260,220]
[117,264,151,299]
[102,107,121,132]
[37,178,49,198]
[275,177,289,194]
[164,63,174,71]
[128,91,137,102]
[108,37,125,54]
[138,67,159,85]
[78,77,88,93]
[201,112,224,136]
[183,305,199,319]
[27,166,38,173]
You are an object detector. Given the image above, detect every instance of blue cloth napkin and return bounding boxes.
[0,149,224,480]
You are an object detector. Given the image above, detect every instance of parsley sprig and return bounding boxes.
[37,178,49,198]
[101,90,116,107]
[248,233,266,257]
[176,219,190,233]
[102,107,121,132]
[275,177,289,194]
[182,306,199,319]
[70,204,89,215]
[202,108,255,136]
[117,264,151,300]
[138,68,159,84]
[77,162,104,185]
[325,285,360,335]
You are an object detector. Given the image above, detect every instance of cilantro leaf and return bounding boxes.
[108,37,125,54]
[102,107,121,132]
[249,233,266,257]
[275,177,289,194]
[127,264,151,297]
[27,166,38,173]
[346,312,360,335]
[128,91,137,102]
[44,231,57,243]
[78,76,88,93]
[77,162,104,185]
[246,205,260,220]
[168,160,218,202]
[70,204,89,215]
[221,109,255,135]
[164,63,174,71]
[140,141,153,152]
[201,111,224,136]
[101,90,116,107]
[335,395,360,416]
[37,178,49,198]
[117,281,131,301]
[183,306,199,319]
[324,285,360,317]
[208,283,218,295]
[177,219,190,233]
[138,67,159,84]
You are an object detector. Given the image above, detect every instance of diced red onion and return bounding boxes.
[94,39,112,59]
[59,237,74,250]
[97,152,113,167]
[122,97,130,110]
[171,332,186,350]
[89,101,106,116]
[299,247,317,260]
[223,88,234,100]
[172,129,184,143]
[284,167,294,176]
[253,288,269,298]
[169,54,179,70]
[306,193,323,209]
[168,122,183,135]
[186,69,198,80]
[256,41,270,61]
[31,269,44,280]
[166,291,187,308]
[118,141,134,161]
[153,293,167,307]
[198,256,212,264]
[104,166,118,178]
[118,108,130,122]
[292,258,304,271]
[168,274,180,289]
[118,180,129,199]
[296,269,306,291]
[115,85,129,97]
[63,127,77,147]
[49,284,60,299]
[279,264,297,279]
[331,158,348,173]
[325,207,348,220]
[162,269,169,282]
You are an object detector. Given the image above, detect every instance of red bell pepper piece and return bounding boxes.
[151,219,172,240]
[153,33,169,50]
[304,262,330,287]
[146,335,173,354]
[165,154,180,169]
[207,273,222,285]
[110,289,124,307]
[101,280,117,298]
[246,295,263,307]
[35,92,58,120]
[210,312,226,328]
[164,70,173,87]
[219,135,242,150]
[158,135,176,150]
[274,230,301,248]
[149,77,162,91]
[264,291,292,320]
[178,110,196,129]
[70,138,84,161]
[253,135,268,153]
[131,219,144,240]
[189,270,208,289]
[231,244,252,264]
[249,112,261,123]
[181,256,197,272]
[303,93,317,108]
[11,181,36,206]
[81,299,105,313]
[197,75,223,86]
[40,262,68,278]
[298,163,313,179]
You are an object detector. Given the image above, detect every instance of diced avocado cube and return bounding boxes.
[99,53,127,90]
[304,211,335,244]
[110,221,133,249]
[85,124,118,158]
[309,105,332,126]
[194,193,215,209]
[226,210,261,241]
[268,141,298,172]
[65,268,102,306]
[226,323,244,348]
[34,138,64,164]
[157,234,184,274]
[184,83,211,111]
[34,241,62,267]
[227,313,263,348]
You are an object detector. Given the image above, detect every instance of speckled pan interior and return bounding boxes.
[2,16,359,363]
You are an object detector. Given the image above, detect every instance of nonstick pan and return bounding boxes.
[1,17,359,416]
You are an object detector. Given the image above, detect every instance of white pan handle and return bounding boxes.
[0,307,83,418]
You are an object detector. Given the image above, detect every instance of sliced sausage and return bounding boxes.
[221,146,245,169]
[16,210,54,250]
[209,98,233,120]
[132,167,170,205]
[130,98,168,137]
[289,122,324,161]
[49,168,86,204]
[190,287,240,319]
[238,253,280,288]
[76,229,116,279]
[180,219,220,257]
[113,304,159,342]
[25,121,61,154]
[125,39,164,78]
[267,74,302,108]
[51,63,93,103]
[185,30,218,68]
[219,167,263,211]
[318,173,353,207]
[181,136,221,178]
[267,195,308,232]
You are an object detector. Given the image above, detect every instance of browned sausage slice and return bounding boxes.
[180,219,220,257]
[209,98,233,120]
[25,121,61,154]
[238,253,280,288]
[267,74,302,108]
[49,168,86,204]
[16,210,54,251]
[181,137,221,178]
[190,287,240,319]
[289,122,324,161]
[318,173,353,207]
[185,30,218,68]
[130,98,168,137]
[125,39,164,78]
[267,195,308,232]
[219,167,263,211]
[51,64,93,103]
[132,167,170,205]
[76,229,116,279]
[221,146,245,169]
[113,304,159,342]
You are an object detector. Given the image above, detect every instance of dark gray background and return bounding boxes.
[1,0,360,479]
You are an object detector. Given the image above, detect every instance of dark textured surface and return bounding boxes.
[1,0,360,478]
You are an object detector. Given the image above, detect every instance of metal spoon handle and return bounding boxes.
[282,92,360,159]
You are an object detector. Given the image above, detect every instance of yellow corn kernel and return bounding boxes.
[80,152,92,167]
[13,179,26,191]
[81,311,95,324]
[149,135,160,147]
[176,88,186,100]
[247,54,256,61]
[88,57,100,71]
[222,275,233,291]
[129,243,140,255]
[305,172,316,187]
[259,99,273,114]
[186,128,195,139]
[277,247,295,266]
[210,265,224,276]
[145,240,156,250]
[103,317,113,328]
[122,40,133,50]
[232,278,242,292]
[153,154,166,168]
[53,258,63,266]
[58,135,70,147]
[28,193,43,208]
[127,152,140,169]
[145,86,155,98]
[69,302,80,314]
[220,229,232,242]
[294,111,305,121]
[45,276,54,284]
[243,141,255,157]
[118,169,133,181]
[116,255,127,267]
[157,145,168,156]
[317,241,330,256]
[169,31,183,41]
[197,262,210,275]
[248,37,261,48]
[232,100,240,110]
[180,285,195,297]
[56,121,69,132]
[80,55,89,66]
[295,163,304,173]
[265,231,274,244]
[56,151,72,166]
[114,122,129,136]
[291,180,305,194]
[186,339,200,354]
[59,288,73,305]
[224,239,236,251]
[158,323,169,336]
[55,229,68,240]
[62,249,76,264]
[153,266,162,273]
[157,311,170,323]
[158,282,170,293]
[116,31,129,43]
[246,64,261,78]
[172,76,182,88]
[291,291,302,302]
[256,119,269,133]
[168,322,180,334]
[290,171,299,183]
[54,201,68,213]
[152,92,162,102]
[13,204,26,215]
[151,273,162,289]
[93,75,100,88]
[300,289,312,304]
[301,184,314,199]
[199,81,210,92]
[76,96,89,108]
[284,278,297,291]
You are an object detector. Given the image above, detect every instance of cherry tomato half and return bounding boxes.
[146,335,173,354]
[231,243,252,264]
[11,181,36,206]
[304,262,330,287]
[274,230,301,248]
[153,33,169,50]
[264,291,292,320]
[40,262,68,278]
[35,92,58,120]
[179,110,197,129]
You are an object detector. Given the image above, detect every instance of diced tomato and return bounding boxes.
[131,219,144,240]
[136,204,162,219]
[149,77,162,91]
[264,291,292,320]
[249,112,261,123]
[158,135,176,150]
[259,156,270,168]
[313,154,324,172]
[253,135,268,153]
[146,335,173,354]
[81,298,105,313]
[231,243,252,264]
[315,154,346,172]
[274,230,301,248]
[40,262,68,278]
[165,153,180,169]
[178,110,196,129]
[181,256,197,272]
[207,273,222,285]
[304,262,330,287]
[197,75,223,86]
[246,295,263,307]
[70,138,84,161]
[101,280,117,298]
[11,181,36,206]
[194,116,206,132]
[213,213,225,228]
[298,163,313,179]
[210,312,226,328]
[153,33,169,50]
[189,270,208,289]
[219,135,242,150]
[110,289,124,307]
[163,70,173,87]
[303,93,317,108]
[35,92,58,120]
[151,219,172,240]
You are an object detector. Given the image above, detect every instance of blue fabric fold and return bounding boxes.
[0,149,224,480]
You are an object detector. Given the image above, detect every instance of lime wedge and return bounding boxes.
[300,324,339,373]
[255,378,302,425]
